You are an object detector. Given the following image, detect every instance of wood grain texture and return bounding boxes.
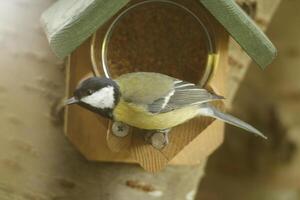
[130,132,169,172]
[106,120,132,152]
[41,0,129,58]
[199,0,277,69]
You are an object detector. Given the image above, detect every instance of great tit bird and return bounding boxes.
[66,72,267,141]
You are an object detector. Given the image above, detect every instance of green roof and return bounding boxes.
[41,0,277,69]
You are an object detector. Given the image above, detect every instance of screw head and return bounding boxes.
[112,121,129,137]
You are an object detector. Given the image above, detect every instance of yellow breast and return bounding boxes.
[113,99,199,130]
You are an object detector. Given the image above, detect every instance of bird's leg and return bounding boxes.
[111,121,130,137]
[144,129,171,150]
[144,131,154,143]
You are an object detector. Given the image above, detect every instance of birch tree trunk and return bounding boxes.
[0,1,279,200]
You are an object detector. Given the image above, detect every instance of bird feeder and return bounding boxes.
[41,0,276,172]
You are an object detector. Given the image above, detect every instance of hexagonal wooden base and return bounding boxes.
[64,11,229,172]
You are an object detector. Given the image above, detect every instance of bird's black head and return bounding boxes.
[65,77,120,119]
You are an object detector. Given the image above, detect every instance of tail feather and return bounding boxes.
[198,104,267,139]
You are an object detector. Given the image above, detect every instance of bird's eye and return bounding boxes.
[87,89,93,95]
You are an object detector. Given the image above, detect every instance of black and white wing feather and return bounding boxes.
[116,72,266,139]
[148,80,224,113]
[115,72,223,114]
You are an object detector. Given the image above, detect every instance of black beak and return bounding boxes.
[65,97,79,105]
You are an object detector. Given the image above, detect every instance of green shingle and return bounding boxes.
[41,0,277,69]
[199,0,277,69]
[41,0,129,58]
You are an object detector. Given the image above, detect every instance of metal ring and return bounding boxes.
[91,0,218,86]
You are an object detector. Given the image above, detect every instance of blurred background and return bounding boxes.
[0,0,299,200]
[198,0,300,199]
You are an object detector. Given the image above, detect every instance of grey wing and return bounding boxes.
[148,80,224,113]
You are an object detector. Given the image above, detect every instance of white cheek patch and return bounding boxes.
[81,86,115,109]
